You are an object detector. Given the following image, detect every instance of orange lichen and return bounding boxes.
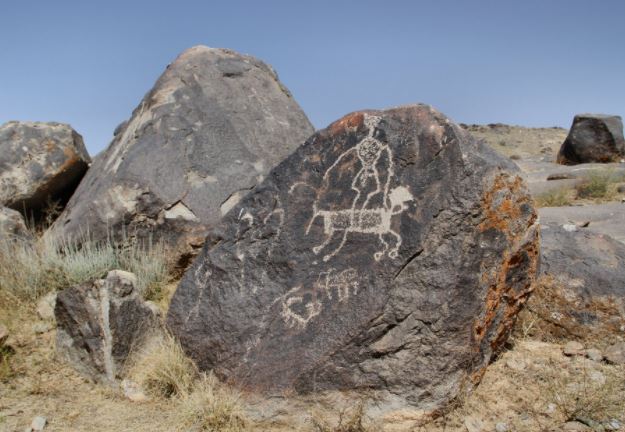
[328,112,364,136]
[470,173,540,384]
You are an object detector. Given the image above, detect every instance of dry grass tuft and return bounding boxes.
[534,188,573,207]
[128,334,197,399]
[176,373,247,432]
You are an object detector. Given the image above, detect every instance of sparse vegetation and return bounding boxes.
[176,373,247,432]
[574,169,625,201]
[129,333,198,398]
[534,188,573,207]
[0,231,171,306]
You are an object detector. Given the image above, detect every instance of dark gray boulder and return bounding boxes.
[55,270,160,384]
[538,224,625,336]
[0,121,90,216]
[0,206,32,241]
[557,114,625,165]
[48,46,314,265]
[167,105,540,421]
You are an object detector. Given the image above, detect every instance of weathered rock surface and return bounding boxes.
[0,121,90,215]
[0,206,32,241]
[49,46,314,265]
[55,270,160,383]
[541,224,625,301]
[605,341,625,365]
[557,114,625,165]
[539,204,625,244]
[536,224,625,337]
[167,105,540,420]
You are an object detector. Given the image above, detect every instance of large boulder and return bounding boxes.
[0,206,32,241]
[48,46,314,265]
[557,114,625,165]
[55,270,160,384]
[167,105,540,423]
[0,121,90,216]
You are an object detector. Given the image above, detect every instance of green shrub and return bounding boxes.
[575,171,614,199]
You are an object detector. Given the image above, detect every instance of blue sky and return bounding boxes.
[1,0,624,155]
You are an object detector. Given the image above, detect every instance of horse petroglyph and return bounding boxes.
[305,114,414,262]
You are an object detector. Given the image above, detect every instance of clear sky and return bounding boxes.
[1,0,624,155]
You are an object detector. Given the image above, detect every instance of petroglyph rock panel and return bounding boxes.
[167,105,540,420]
[48,46,313,265]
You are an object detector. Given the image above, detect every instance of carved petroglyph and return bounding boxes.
[280,286,323,329]
[233,199,284,293]
[316,267,359,301]
[305,114,414,262]
[279,267,360,329]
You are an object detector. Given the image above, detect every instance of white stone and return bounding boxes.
[31,416,46,431]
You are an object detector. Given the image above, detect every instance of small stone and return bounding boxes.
[589,370,606,385]
[121,379,148,402]
[31,322,52,334]
[585,348,603,362]
[575,220,590,228]
[36,292,57,321]
[506,358,527,371]
[606,419,621,431]
[563,341,585,356]
[31,416,46,431]
[495,422,509,432]
[562,224,578,232]
[605,342,625,365]
[0,323,8,346]
[464,416,485,432]
[562,421,590,431]
[617,184,625,193]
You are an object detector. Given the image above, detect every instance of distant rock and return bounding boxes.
[55,270,160,384]
[557,114,625,165]
[0,206,32,241]
[36,292,57,321]
[49,46,314,266]
[0,121,90,216]
[167,105,539,421]
[563,341,584,356]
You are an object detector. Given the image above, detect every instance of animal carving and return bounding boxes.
[307,186,414,261]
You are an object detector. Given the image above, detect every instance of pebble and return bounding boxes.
[562,224,578,232]
[506,358,527,371]
[562,421,590,431]
[36,292,57,321]
[31,416,47,431]
[605,342,625,365]
[121,379,148,402]
[545,403,557,414]
[31,322,53,334]
[585,348,603,362]
[495,422,508,432]
[589,370,606,385]
[464,416,485,432]
[563,341,584,356]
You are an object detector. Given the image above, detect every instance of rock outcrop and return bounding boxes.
[49,46,314,265]
[0,206,32,241]
[538,224,625,336]
[557,114,625,165]
[55,270,160,384]
[0,121,90,216]
[167,105,540,422]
